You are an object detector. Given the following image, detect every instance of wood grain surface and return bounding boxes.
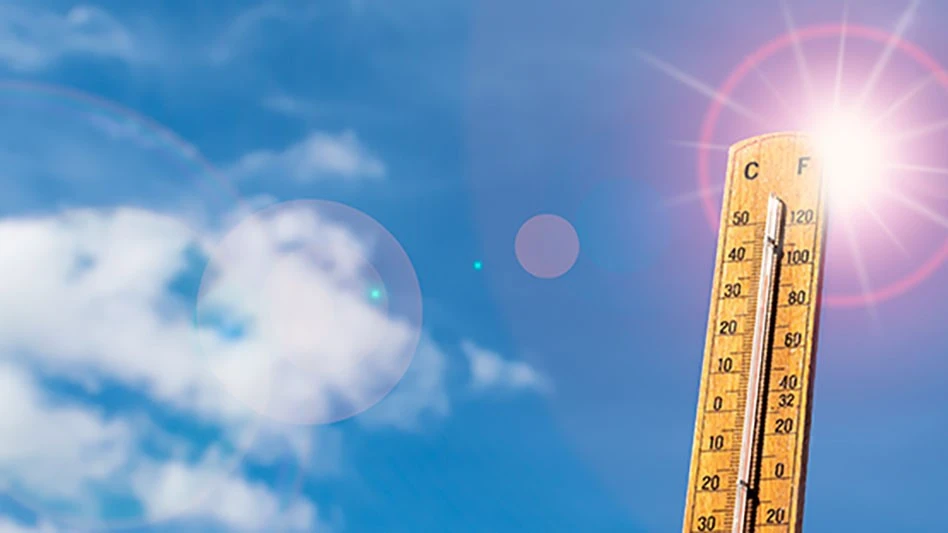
[681,133,828,533]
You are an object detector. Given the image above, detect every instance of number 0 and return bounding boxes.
[775,463,785,478]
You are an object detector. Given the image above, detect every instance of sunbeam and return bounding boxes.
[841,214,879,320]
[669,140,730,151]
[885,186,948,229]
[753,65,794,117]
[664,185,726,207]
[888,162,948,176]
[861,198,911,257]
[902,173,948,200]
[888,117,948,143]
[780,0,815,103]
[871,74,935,126]
[833,1,850,108]
[854,0,922,109]
[634,49,768,126]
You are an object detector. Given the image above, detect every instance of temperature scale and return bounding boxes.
[682,132,828,533]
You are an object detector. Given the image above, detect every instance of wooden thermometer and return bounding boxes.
[682,132,828,533]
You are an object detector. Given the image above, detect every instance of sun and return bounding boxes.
[809,109,890,213]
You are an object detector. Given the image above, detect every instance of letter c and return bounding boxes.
[744,161,759,180]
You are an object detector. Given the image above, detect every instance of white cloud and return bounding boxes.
[261,93,352,120]
[0,202,439,528]
[461,341,552,395]
[0,4,139,71]
[263,93,315,116]
[231,130,386,182]
[247,422,346,478]
[0,203,428,426]
[209,3,290,64]
[208,2,321,65]
[133,448,324,531]
[0,517,56,533]
[197,200,423,425]
[0,193,463,523]
[0,209,227,418]
[0,360,322,531]
[0,361,133,501]
[356,336,450,431]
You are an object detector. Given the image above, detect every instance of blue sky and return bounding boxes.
[1,1,948,532]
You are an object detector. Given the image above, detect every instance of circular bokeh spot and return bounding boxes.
[574,178,668,273]
[195,199,423,426]
[515,214,580,279]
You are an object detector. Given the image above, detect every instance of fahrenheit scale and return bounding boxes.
[682,132,828,533]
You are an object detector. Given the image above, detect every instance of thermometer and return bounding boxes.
[681,132,828,533]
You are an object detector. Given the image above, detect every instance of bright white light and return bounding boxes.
[811,110,889,212]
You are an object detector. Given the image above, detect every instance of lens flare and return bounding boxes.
[681,23,948,308]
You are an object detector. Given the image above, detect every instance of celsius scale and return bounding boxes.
[682,132,828,533]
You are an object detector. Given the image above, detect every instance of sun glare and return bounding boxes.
[647,1,948,307]
[810,110,889,212]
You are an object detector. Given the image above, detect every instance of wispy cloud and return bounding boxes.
[208,2,322,65]
[0,357,326,531]
[132,449,324,531]
[356,336,451,431]
[0,2,324,74]
[263,93,320,116]
[231,130,386,182]
[0,516,56,532]
[0,361,134,499]
[0,4,142,71]
[461,341,552,395]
